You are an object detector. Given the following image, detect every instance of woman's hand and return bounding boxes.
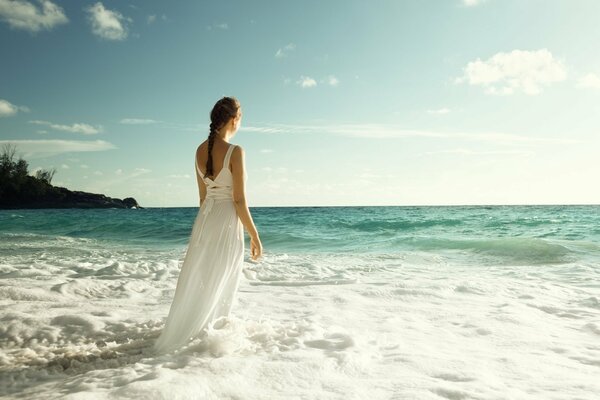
[250,235,263,261]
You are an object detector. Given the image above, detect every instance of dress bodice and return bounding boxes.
[195,144,246,215]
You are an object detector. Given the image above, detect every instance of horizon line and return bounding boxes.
[143,203,600,208]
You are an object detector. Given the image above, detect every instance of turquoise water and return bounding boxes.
[1,205,600,398]
[2,205,599,263]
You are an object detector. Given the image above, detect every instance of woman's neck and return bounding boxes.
[217,131,233,143]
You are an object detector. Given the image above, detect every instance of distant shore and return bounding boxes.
[1,144,141,209]
[0,184,142,209]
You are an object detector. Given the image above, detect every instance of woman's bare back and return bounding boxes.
[195,139,234,179]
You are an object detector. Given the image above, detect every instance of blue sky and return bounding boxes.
[1,0,599,207]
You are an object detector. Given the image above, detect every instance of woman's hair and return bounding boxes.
[206,96,240,178]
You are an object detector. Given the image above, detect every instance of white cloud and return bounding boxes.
[240,122,580,145]
[462,0,487,7]
[93,170,103,176]
[120,118,159,125]
[455,49,567,95]
[127,167,151,179]
[327,75,339,86]
[291,75,338,88]
[0,139,115,158]
[241,126,288,134]
[427,107,451,115]
[0,0,67,32]
[29,120,102,134]
[61,163,69,169]
[357,172,381,179]
[418,148,534,156]
[0,98,29,116]
[147,14,155,24]
[86,2,129,41]
[0,99,18,116]
[80,164,89,169]
[115,169,123,175]
[206,22,228,30]
[297,76,317,88]
[168,174,191,179]
[576,73,600,90]
[275,43,296,58]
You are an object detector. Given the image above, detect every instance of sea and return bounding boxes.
[1,205,599,399]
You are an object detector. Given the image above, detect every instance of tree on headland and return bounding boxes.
[1,143,56,184]
[1,143,53,205]
[0,143,18,179]
[0,143,16,165]
[35,167,57,184]
[0,144,141,209]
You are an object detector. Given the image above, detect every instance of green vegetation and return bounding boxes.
[0,143,57,206]
[0,144,141,209]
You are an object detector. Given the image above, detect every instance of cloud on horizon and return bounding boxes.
[29,120,102,135]
[0,139,116,158]
[241,122,582,146]
[120,118,160,125]
[417,148,535,157]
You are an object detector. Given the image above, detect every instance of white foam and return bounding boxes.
[1,248,599,399]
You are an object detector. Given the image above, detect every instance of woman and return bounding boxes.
[153,96,263,354]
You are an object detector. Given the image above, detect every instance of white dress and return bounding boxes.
[153,144,246,354]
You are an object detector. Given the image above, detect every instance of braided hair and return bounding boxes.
[206,96,240,179]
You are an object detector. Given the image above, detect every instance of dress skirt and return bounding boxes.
[153,198,244,353]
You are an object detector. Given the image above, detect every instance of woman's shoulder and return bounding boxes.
[231,144,245,160]
[196,140,208,153]
[196,140,216,157]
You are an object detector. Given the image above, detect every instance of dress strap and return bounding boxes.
[223,144,236,170]
[195,144,235,178]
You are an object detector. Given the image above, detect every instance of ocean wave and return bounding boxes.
[2,207,599,263]
[332,218,464,232]
[399,236,575,264]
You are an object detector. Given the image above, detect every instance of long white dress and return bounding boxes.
[153,144,246,354]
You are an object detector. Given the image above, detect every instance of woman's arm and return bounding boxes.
[231,145,262,260]
[195,147,207,207]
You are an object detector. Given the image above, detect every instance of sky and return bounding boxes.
[1,0,599,207]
